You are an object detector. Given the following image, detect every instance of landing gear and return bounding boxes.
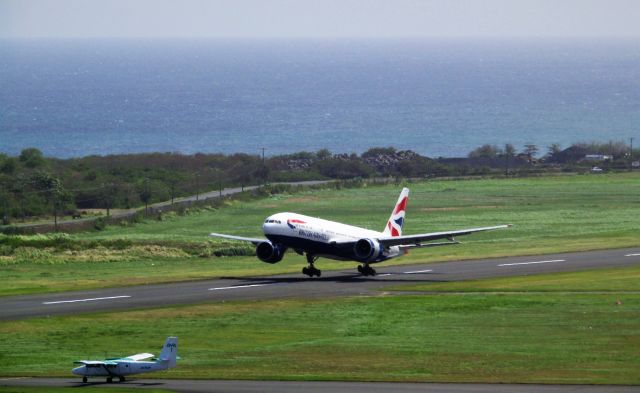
[303,254,321,277]
[107,377,113,383]
[119,376,126,382]
[82,377,87,383]
[357,264,376,276]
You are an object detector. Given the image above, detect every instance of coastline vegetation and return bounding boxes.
[0,141,637,225]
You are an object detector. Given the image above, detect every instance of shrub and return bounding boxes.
[94,217,107,231]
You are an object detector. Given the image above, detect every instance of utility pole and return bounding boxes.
[261,147,266,186]
[630,137,634,172]
[195,173,199,202]
[53,195,58,232]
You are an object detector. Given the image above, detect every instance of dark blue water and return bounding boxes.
[1,38,639,158]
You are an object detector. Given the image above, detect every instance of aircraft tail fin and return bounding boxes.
[383,187,409,237]
[157,337,178,369]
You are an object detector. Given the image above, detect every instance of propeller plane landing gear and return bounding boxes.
[303,254,321,277]
[357,264,376,276]
[82,377,87,383]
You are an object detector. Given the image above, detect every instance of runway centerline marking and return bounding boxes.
[499,259,565,267]
[208,284,274,291]
[377,273,393,277]
[625,253,640,257]
[43,295,131,305]
[403,269,433,274]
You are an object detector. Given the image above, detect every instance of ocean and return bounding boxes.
[1,38,639,158]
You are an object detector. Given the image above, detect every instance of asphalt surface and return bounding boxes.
[2,377,639,393]
[2,247,640,321]
[2,248,640,392]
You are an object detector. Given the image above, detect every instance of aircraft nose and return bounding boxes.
[71,366,84,375]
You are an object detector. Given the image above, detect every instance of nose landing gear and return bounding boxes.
[303,254,321,277]
[357,264,376,276]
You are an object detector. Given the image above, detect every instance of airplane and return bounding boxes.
[210,187,509,277]
[72,337,178,383]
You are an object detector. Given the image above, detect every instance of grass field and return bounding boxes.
[1,173,639,296]
[1,265,639,384]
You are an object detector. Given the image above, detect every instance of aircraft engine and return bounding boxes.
[353,238,382,262]
[256,241,286,264]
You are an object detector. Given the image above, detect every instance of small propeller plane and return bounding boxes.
[210,187,510,277]
[72,337,178,383]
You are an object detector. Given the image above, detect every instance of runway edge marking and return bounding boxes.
[209,284,274,291]
[498,259,565,267]
[43,295,131,305]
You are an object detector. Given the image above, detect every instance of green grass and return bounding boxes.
[1,266,639,384]
[2,173,640,296]
[388,264,640,293]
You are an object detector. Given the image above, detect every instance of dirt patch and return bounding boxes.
[287,196,320,203]
[420,205,500,212]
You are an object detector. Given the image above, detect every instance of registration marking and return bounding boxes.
[403,269,433,274]
[498,259,565,267]
[209,284,273,291]
[625,253,640,257]
[43,295,131,305]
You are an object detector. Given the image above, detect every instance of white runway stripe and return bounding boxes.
[43,295,131,305]
[625,253,640,257]
[209,284,273,291]
[498,259,565,267]
[403,269,433,274]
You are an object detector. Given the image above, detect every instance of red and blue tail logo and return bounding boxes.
[384,188,409,237]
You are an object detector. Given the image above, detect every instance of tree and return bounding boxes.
[504,144,516,176]
[19,148,45,168]
[468,144,502,159]
[504,144,517,157]
[523,144,539,161]
[0,155,17,174]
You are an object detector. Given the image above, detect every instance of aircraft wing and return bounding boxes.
[209,232,265,245]
[124,353,155,361]
[377,225,511,247]
[73,360,118,365]
[331,225,510,248]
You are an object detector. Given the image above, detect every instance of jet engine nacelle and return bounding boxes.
[354,238,382,262]
[256,241,286,264]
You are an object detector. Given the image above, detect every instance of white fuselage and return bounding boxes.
[72,360,170,377]
[263,212,402,262]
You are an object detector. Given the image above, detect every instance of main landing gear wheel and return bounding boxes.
[82,377,87,383]
[303,254,321,277]
[357,264,376,276]
[119,376,126,382]
[107,377,113,383]
[302,265,321,277]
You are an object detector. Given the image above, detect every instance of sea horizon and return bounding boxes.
[1,37,639,158]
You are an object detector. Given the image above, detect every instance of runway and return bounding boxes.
[2,247,639,321]
[1,377,639,393]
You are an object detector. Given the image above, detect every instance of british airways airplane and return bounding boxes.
[210,188,509,277]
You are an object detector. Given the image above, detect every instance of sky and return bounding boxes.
[1,0,639,39]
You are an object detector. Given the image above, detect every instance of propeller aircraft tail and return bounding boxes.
[158,337,178,369]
